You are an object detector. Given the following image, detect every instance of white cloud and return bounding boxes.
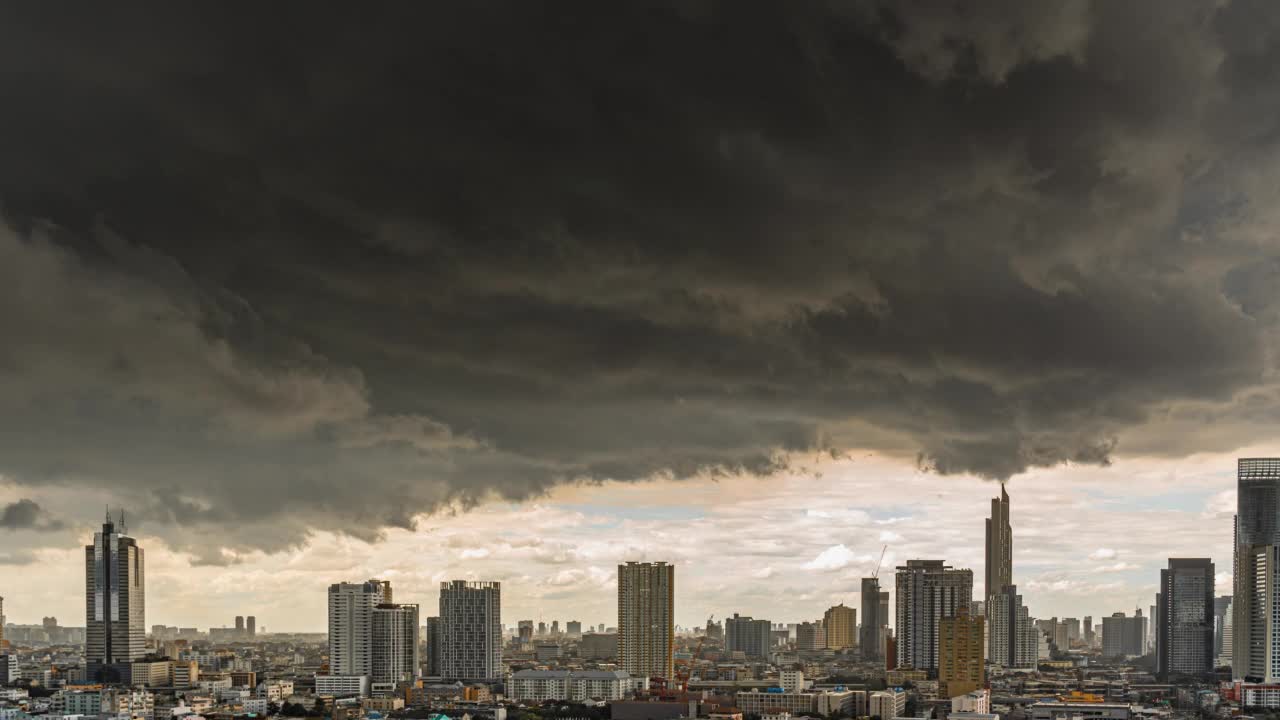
[752,566,776,579]
[1089,548,1118,560]
[803,544,858,571]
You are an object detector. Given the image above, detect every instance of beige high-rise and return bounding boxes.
[617,561,674,678]
[824,604,856,650]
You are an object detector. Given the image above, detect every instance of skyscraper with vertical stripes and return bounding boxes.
[85,511,145,680]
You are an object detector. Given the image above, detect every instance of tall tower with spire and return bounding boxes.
[85,509,145,679]
[985,484,1012,596]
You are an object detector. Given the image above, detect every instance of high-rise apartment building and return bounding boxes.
[824,604,856,650]
[1156,558,1214,680]
[987,584,1037,668]
[235,616,244,633]
[1220,598,1234,669]
[425,616,442,677]
[328,579,391,678]
[1083,615,1094,647]
[439,581,502,681]
[1102,611,1148,658]
[796,620,826,651]
[567,620,582,638]
[939,607,985,698]
[725,613,773,658]
[860,579,882,662]
[371,603,420,685]
[895,560,973,672]
[1235,458,1280,681]
[86,513,145,678]
[617,562,674,678]
[247,616,256,637]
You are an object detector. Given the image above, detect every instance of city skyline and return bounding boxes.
[0,450,1241,633]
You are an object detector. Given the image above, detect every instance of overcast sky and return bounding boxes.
[0,2,1277,631]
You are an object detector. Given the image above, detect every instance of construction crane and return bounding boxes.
[873,544,887,578]
[671,633,707,696]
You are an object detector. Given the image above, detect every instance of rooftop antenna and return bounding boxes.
[119,508,127,535]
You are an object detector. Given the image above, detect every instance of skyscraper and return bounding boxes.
[247,616,256,637]
[371,603,420,685]
[0,595,5,649]
[328,579,391,678]
[985,484,1012,598]
[1102,611,1147,658]
[235,615,245,633]
[860,578,882,662]
[725,614,773,658]
[939,606,985,698]
[617,561,674,679]
[984,485,1012,660]
[895,560,973,672]
[1156,558,1214,680]
[987,584,1037,669]
[86,512,145,678]
[824,604,856,650]
[1235,458,1280,681]
[439,580,502,681]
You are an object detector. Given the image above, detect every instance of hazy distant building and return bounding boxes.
[1219,598,1234,668]
[518,620,534,645]
[896,560,973,672]
[247,616,256,637]
[824,604,856,650]
[726,614,773,658]
[438,580,502,681]
[617,562,674,678]
[580,632,617,660]
[86,513,146,679]
[1234,458,1280,681]
[567,620,582,637]
[860,578,883,662]
[1084,615,1094,647]
[939,608,985,698]
[1156,558,1214,680]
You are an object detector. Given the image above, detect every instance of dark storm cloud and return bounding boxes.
[0,1,1277,556]
[0,500,65,532]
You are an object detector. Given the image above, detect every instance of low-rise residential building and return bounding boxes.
[870,689,907,720]
[1027,702,1132,720]
[507,670,645,702]
[315,674,369,699]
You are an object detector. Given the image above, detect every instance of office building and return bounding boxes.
[726,613,773,658]
[860,578,882,662]
[1156,558,1214,679]
[86,512,146,679]
[824,604,856,650]
[1236,458,1280,681]
[371,603,419,685]
[939,607,985,698]
[1084,615,1093,647]
[617,562,674,678]
[518,619,534,645]
[328,579,390,679]
[1101,611,1147,658]
[0,596,4,649]
[567,620,582,637]
[1214,596,1231,661]
[896,560,973,672]
[439,580,502,681]
[235,616,244,634]
[247,616,256,637]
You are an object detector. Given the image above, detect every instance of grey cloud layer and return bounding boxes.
[0,1,1277,556]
